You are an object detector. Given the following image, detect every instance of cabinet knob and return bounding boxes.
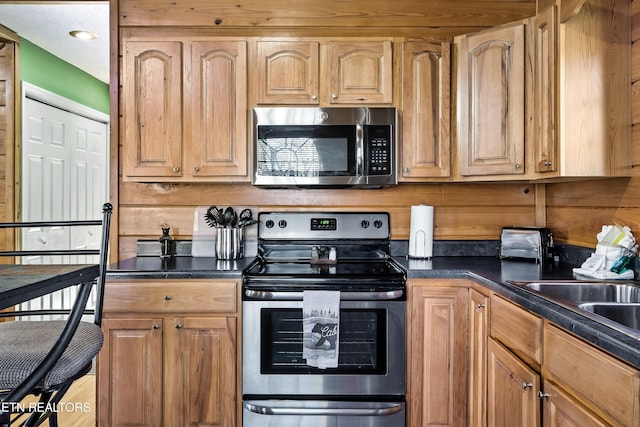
[477,303,486,308]
[172,167,181,173]
[311,95,318,100]
[544,161,552,167]
[404,167,410,173]
[538,391,550,399]
[514,163,522,170]
[152,324,160,330]
[522,382,533,389]
[175,323,182,329]
[164,295,172,301]
[193,166,200,173]
[331,93,338,100]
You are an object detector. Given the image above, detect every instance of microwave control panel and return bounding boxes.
[364,125,393,175]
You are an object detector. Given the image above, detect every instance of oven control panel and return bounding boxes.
[259,212,390,240]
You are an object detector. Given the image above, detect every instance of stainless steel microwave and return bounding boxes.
[252,107,397,188]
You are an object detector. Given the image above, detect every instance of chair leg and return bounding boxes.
[0,411,9,427]
[29,381,73,427]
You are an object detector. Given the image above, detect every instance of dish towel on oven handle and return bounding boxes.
[302,290,340,369]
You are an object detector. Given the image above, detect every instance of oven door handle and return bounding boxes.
[244,402,404,416]
[244,289,404,300]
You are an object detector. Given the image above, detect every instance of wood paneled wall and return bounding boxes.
[546,1,638,248]
[0,27,16,257]
[117,182,538,258]
[112,0,634,259]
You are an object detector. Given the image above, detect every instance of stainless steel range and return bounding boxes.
[242,212,406,427]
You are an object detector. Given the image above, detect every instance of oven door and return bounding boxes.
[243,400,405,427]
[242,291,406,397]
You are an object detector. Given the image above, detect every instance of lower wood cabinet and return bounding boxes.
[541,381,609,427]
[408,279,469,427]
[482,293,640,427]
[468,288,489,427]
[97,279,239,427]
[487,337,540,427]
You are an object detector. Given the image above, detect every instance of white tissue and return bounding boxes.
[575,224,636,280]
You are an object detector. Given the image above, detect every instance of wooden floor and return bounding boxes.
[17,374,96,426]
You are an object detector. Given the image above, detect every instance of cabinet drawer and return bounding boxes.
[543,323,640,427]
[490,295,543,367]
[104,280,237,313]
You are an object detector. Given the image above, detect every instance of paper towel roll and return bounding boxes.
[409,205,434,258]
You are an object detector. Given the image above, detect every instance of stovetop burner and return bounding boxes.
[243,259,406,287]
[243,212,407,289]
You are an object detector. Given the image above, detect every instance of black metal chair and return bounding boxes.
[0,203,112,427]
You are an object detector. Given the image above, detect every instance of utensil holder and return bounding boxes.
[216,227,243,260]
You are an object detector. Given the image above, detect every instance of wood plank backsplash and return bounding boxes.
[117,182,537,259]
[546,0,640,249]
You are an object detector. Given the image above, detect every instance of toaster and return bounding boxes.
[500,227,553,263]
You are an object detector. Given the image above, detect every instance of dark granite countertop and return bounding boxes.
[107,254,640,368]
[107,256,253,279]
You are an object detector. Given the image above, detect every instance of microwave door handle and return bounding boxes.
[244,402,403,417]
[244,289,404,300]
[356,124,364,175]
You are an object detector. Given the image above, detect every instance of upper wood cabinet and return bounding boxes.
[255,40,320,105]
[400,40,451,181]
[533,0,630,178]
[122,31,248,182]
[454,0,630,182]
[454,20,528,180]
[252,39,393,106]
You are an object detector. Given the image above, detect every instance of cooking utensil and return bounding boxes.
[204,206,221,228]
[237,209,259,228]
[223,207,236,228]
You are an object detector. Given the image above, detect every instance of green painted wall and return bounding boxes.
[19,38,109,114]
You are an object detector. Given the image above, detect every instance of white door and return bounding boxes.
[20,84,108,316]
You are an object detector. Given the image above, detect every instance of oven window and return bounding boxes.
[256,125,357,177]
[260,308,387,374]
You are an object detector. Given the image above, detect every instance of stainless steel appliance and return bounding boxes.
[500,227,554,263]
[242,212,406,427]
[252,107,397,188]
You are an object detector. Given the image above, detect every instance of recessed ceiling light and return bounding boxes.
[69,30,98,40]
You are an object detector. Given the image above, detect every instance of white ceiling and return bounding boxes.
[0,3,110,83]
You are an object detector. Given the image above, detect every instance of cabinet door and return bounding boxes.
[542,381,608,427]
[187,40,248,179]
[457,22,526,177]
[255,40,320,104]
[409,286,467,427]
[487,337,540,427]
[468,289,489,427]
[401,41,451,180]
[165,316,237,427]
[98,317,164,427]
[325,40,393,104]
[533,4,558,173]
[122,40,183,178]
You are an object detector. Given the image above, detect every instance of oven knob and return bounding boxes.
[374,220,383,228]
[361,219,370,228]
[265,220,275,228]
[278,219,288,228]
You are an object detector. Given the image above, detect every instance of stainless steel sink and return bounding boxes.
[506,280,640,338]
[524,282,640,303]
[579,303,640,331]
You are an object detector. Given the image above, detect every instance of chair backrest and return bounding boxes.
[0,203,112,326]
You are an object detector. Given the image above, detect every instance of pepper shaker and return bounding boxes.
[159,225,175,259]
